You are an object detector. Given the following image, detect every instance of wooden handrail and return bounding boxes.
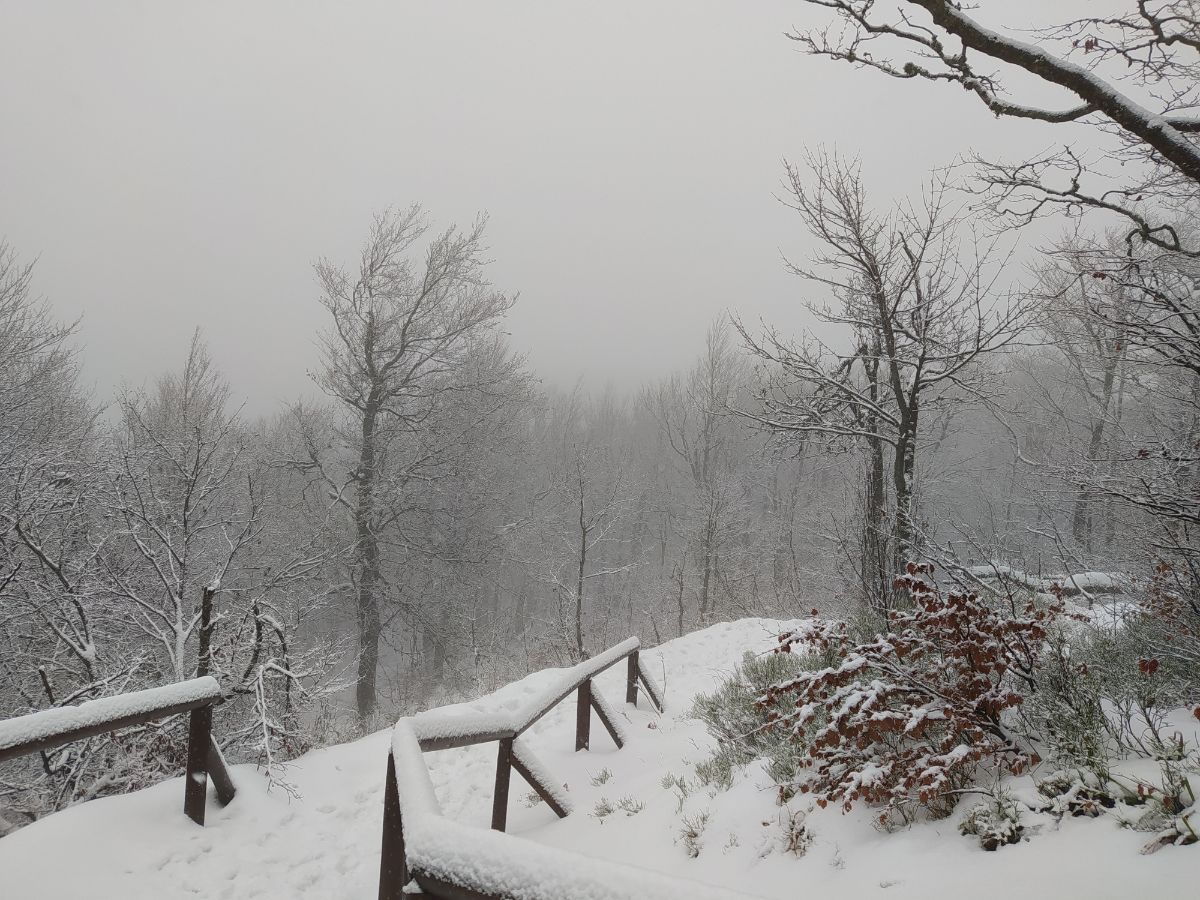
[380,653,759,900]
[0,677,236,825]
[412,638,643,752]
[381,639,685,900]
[0,678,223,761]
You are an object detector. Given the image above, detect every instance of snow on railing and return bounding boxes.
[412,637,656,751]
[387,720,757,900]
[0,676,235,825]
[380,638,725,900]
[0,677,222,758]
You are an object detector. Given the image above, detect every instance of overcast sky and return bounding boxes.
[0,1,1092,416]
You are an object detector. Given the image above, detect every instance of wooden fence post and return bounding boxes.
[492,738,513,831]
[184,705,212,825]
[378,751,408,900]
[575,679,592,751]
[626,651,639,706]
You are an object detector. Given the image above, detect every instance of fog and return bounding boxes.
[4,5,1199,891]
[1,0,1070,414]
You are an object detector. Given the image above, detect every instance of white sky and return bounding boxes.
[0,1,1095,415]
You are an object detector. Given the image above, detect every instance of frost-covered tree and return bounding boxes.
[741,154,1028,611]
[102,332,251,682]
[785,2,1200,639]
[0,245,119,825]
[787,2,1200,220]
[101,333,344,771]
[312,206,519,720]
[519,390,641,662]
[646,320,757,628]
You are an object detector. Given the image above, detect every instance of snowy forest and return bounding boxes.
[1,0,1199,888]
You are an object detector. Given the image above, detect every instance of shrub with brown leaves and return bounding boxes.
[760,564,1064,823]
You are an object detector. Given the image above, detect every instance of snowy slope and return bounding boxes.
[0,618,1194,900]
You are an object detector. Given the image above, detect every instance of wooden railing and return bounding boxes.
[0,677,236,826]
[378,639,757,900]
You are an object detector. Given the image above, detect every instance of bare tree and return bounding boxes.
[313,205,516,720]
[514,390,641,662]
[739,154,1029,609]
[787,2,1200,215]
[1025,231,1148,554]
[102,332,251,681]
[645,319,754,628]
[0,243,115,825]
[786,2,1200,327]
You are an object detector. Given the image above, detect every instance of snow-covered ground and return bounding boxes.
[0,618,1194,899]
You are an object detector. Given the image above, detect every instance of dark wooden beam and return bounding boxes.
[510,750,569,819]
[412,872,505,900]
[206,736,236,806]
[0,694,222,763]
[378,751,408,900]
[183,705,212,825]
[574,680,591,752]
[491,738,513,831]
[417,729,516,753]
[589,691,624,750]
[625,651,639,706]
[637,662,665,713]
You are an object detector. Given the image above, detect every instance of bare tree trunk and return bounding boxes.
[1071,421,1107,554]
[574,491,588,661]
[674,562,686,637]
[354,396,382,722]
[1072,351,1120,553]
[196,586,216,678]
[698,516,715,626]
[861,348,891,614]
[893,406,919,575]
[863,438,889,610]
[429,614,449,683]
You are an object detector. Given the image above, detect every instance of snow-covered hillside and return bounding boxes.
[0,618,1193,900]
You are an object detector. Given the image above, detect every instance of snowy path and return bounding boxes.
[1,618,1194,900]
[0,620,784,900]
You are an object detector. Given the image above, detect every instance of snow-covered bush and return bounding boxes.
[760,565,1060,824]
[1036,769,1119,818]
[1130,732,1200,849]
[777,807,814,856]
[959,790,1024,851]
[1023,628,1113,780]
[690,649,816,792]
[1029,582,1200,779]
[1128,563,1200,710]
